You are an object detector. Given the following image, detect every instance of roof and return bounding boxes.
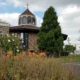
[9,25,68,40]
[62,34,68,40]
[9,25,39,33]
[20,9,35,16]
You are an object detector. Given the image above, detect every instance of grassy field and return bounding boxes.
[59,54,80,63]
[0,52,80,80]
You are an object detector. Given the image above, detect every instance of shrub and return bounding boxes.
[63,45,76,53]
[0,34,20,55]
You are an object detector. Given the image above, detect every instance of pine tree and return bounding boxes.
[37,6,63,57]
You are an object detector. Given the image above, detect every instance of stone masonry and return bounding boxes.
[0,26,9,34]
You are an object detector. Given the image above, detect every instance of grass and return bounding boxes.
[59,54,80,63]
[0,52,80,80]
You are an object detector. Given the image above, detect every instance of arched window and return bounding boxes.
[27,16,31,24]
[19,17,22,24]
[32,18,35,25]
[22,16,27,24]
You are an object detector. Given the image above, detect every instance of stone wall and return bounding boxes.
[0,26,9,34]
[28,33,38,52]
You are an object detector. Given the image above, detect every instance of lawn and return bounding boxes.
[59,54,80,63]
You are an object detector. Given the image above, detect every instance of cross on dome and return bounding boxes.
[26,3,29,9]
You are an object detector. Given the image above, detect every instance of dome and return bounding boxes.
[18,9,36,26]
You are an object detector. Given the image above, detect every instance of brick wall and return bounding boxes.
[0,26,9,34]
[28,33,38,52]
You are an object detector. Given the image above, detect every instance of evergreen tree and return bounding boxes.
[37,6,63,57]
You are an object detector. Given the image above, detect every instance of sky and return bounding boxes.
[0,0,80,50]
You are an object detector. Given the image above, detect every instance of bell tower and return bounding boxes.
[18,4,36,26]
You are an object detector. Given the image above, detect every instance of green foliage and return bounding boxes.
[37,6,63,56]
[0,34,20,55]
[63,45,76,53]
[61,51,69,56]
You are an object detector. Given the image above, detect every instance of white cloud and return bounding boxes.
[36,16,42,27]
[5,0,80,12]
[0,13,20,26]
[6,0,24,7]
[58,6,80,50]
[63,5,78,14]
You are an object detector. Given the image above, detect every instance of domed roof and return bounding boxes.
[19,8,36,26]
[20,9,35,16]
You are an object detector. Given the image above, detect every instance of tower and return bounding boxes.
[18,8,36,26]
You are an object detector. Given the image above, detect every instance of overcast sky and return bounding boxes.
[0,0,80,50]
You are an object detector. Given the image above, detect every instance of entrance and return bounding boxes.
[21,33,28,50]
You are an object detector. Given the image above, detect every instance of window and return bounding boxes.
[22,33,28,50]
[22,16,27,24]
[32,18,35,25]
[27,16,31,24]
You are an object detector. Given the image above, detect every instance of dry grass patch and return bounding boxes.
[0,52,80,80]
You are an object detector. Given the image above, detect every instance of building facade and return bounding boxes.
[9,8,39,51]
[0,20,10,34]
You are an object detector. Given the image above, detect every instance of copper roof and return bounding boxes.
[20,9,35,16]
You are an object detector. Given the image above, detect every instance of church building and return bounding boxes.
[0,6,68,51]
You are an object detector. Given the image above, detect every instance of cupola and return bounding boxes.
[18,5,36,26]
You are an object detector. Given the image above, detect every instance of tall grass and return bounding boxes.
[0,53,80,80]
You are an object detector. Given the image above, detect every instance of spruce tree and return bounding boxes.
[37,6,63,57]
